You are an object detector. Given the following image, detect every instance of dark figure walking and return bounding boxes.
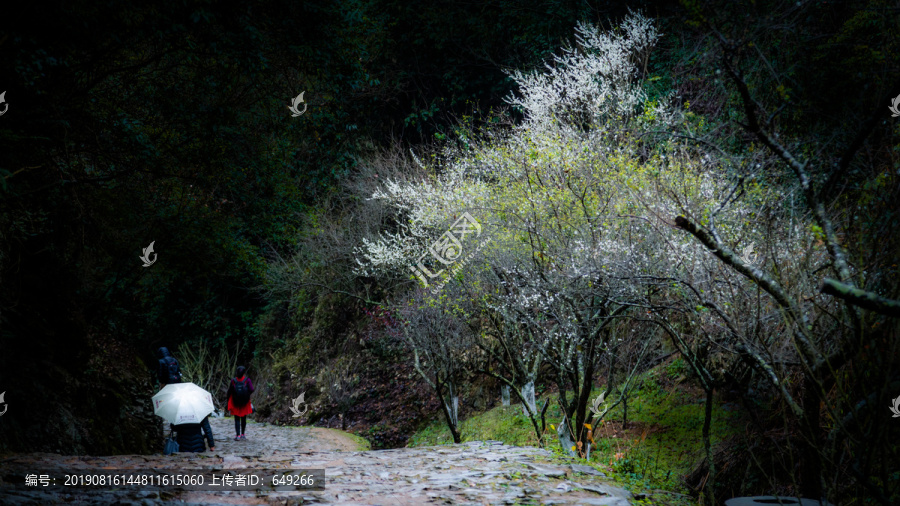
[156,347,183,386]
[227,365,254,440]
[170,416,215,452]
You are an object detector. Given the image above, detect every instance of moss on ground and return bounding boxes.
[327,428,372,451]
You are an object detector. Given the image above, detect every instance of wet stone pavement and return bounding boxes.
[0,416,634,505]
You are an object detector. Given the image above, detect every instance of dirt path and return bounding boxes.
[0,416,634,505]
[207,417,364,453]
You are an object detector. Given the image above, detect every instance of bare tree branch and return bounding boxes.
[821,278,900,317]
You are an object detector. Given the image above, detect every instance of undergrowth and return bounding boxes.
[408,365,744,504]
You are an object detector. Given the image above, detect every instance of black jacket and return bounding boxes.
[170,416,214,453]
[156,347,183,385]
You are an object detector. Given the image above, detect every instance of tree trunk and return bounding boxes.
[575,340,597,448]
[450,394,459,426]
[557,369,570,422]
[516,381,545,447]
[436,380,462,443]
[556,415,577,457]
[521,380,536,415]
[481,372,545,446]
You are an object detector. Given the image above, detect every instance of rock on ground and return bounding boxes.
[0,416,633,505]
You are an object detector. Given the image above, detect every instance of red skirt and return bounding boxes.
[228,397,253,417]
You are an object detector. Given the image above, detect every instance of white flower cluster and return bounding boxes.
[505,12,659,130]
[353,13,682,288]
[354,151,491,277]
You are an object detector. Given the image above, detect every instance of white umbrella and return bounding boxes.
[152,382,215,425]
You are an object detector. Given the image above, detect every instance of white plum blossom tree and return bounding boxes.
[352,13,793,463]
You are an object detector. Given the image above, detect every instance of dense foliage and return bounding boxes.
[1,1,898,504]
[346,6,900,504]
[0,0,635,454]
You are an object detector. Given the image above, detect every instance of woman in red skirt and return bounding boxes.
[226,365,254,440]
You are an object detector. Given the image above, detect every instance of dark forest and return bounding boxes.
[1,1,898,504]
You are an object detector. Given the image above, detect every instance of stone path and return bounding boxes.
[0,417,634,505]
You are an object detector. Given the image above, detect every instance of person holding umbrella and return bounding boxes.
[152,382,216,452]
[170,416,215,453]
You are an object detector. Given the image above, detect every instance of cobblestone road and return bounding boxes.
[0,416,634,505]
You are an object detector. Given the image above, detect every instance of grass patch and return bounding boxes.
[326,427,372,451]
[408,403,562,447]
[408,366,744,505]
